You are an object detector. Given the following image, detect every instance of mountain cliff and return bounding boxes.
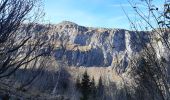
[41,21,150,69]
[31,21,169,73]
[1,21,169,100]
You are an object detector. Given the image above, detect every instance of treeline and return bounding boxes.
[75,71,105,100]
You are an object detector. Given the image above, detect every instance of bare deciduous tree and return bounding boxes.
[0,0,47,79]
[119,0,170,100]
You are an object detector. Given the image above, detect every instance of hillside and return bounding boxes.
[0,21,169,100]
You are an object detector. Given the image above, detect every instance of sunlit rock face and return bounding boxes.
[43,21,150,69]
[30,21,151,69]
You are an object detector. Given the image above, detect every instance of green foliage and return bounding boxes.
[90,77,96,99]
[80,70,91,100]
[96,76,104,98]
[75,76,81,90]
[75,71,97,100]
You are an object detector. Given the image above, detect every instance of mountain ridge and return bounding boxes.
[27,20,167,73]
[55,20,130,31]
[35,21,151,73]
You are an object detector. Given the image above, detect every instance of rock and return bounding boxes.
[48,21,150,68]
[27,21,168,73]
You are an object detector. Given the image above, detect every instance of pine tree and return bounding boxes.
[97,76,105,99]
[75,76,81,90]
[90,76,96,99]
[80,70,91,100]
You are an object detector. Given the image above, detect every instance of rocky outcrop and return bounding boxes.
[32,21,169,71]
[42,21,150,68]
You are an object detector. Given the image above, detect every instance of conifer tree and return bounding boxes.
[97,76,105,99]
[80,70,91,100]
[75,76,81,90]
[90,76,96,99]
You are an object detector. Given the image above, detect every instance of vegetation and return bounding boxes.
[0,0,46,78]
[119,0,170,100]
[1,0,170,99]
[75,71,108,100]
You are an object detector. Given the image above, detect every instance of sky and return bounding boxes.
[44,0,163,29]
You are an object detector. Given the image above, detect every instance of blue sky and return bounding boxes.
[44,0,163,29]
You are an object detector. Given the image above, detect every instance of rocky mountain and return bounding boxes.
[28,21,169,73]
[1,21,169,100]
[34,21,154,71]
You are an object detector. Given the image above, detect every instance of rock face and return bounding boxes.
[40,21,151,70]
[35,21,167,68]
